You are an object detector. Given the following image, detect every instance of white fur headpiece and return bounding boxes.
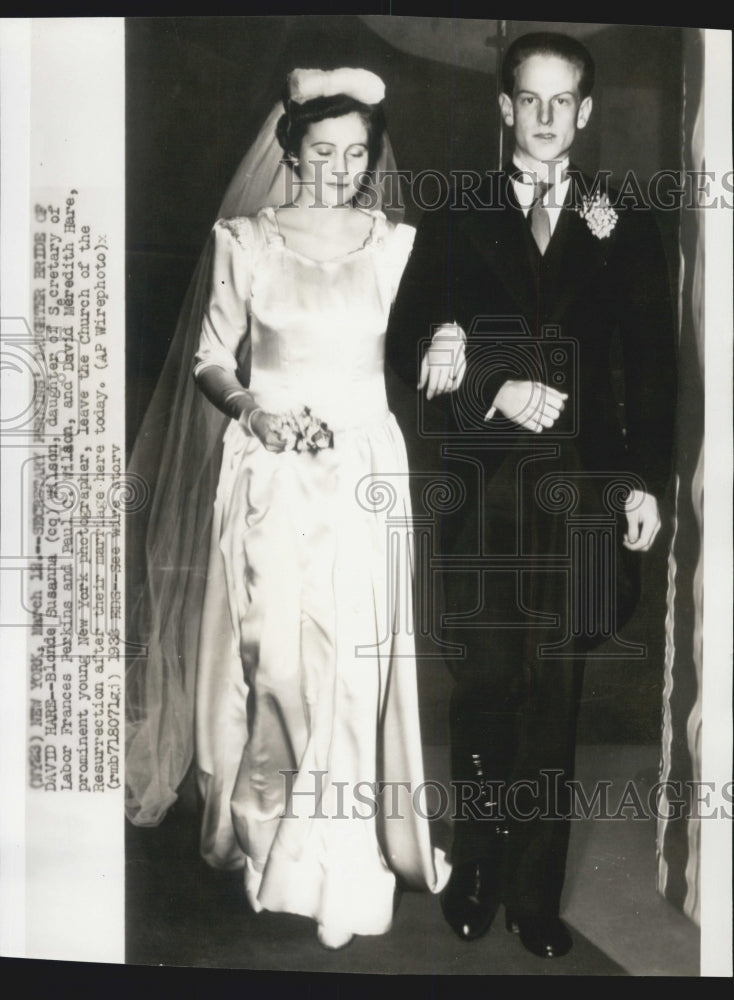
[287,68,385,106]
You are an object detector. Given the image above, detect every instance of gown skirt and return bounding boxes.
[192,209,449,936]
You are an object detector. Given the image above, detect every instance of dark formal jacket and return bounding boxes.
[387,168,676,502]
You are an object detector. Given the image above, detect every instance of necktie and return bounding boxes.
[529,180,552,255]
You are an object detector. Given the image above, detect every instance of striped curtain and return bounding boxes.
[656,28,704,923]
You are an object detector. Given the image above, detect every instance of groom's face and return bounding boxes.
[500,53,592,170]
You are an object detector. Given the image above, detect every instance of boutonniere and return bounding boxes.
[576,193,618,239]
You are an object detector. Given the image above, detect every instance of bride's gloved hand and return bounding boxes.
[239,407,287,452]
[418,324,467,400]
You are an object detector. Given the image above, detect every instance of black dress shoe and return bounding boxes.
[505,909,573,958]
[441,858,501,942]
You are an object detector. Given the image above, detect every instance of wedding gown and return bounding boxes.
[192,206,448,936]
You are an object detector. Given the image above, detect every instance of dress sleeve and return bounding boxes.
[193,217,255,377]
[382,222,416,303]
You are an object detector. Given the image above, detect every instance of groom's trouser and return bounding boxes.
[441,445,640,919]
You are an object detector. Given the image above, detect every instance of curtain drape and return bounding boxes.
[656,27,704,925]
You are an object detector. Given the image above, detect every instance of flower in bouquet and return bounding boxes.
[276,407,334,453]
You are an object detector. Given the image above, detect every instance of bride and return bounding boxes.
[125,67,451,951]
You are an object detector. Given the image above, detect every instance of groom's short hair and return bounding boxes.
[502,32,595,98]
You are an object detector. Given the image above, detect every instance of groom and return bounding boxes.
[388,32,675,958]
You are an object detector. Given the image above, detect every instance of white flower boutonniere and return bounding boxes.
[576,193,618,239]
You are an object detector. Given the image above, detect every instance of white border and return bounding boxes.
[1,16,126,964]
[701,27,733,979]
[0,16,31,960]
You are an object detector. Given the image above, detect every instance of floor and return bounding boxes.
[557,744,700,977]
[125,743,700,978]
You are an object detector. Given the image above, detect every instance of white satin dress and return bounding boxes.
[193,206,448,937]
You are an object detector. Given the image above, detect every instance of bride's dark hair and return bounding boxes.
[276,92,387,173]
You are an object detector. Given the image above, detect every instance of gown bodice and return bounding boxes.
[195,206,415,430]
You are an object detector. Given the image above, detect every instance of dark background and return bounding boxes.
[126,15,684,745]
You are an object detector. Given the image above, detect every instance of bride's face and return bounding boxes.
[297,112,370,206]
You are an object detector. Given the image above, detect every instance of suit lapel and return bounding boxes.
[543,170,613,323]
[465,169,613,325]
[463,171,539,320]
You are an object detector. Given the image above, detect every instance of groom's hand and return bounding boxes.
[492,380,568,433]
[623,490,661,551]
[418,325,467,400]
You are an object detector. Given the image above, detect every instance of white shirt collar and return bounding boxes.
[511,154,571,214]
[512,153,570,186]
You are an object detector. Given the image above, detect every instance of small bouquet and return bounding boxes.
[276,407,334,453]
